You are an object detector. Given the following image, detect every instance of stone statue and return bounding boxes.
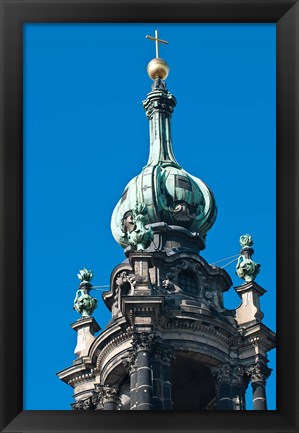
[123,203,154,250]
[74,268,97,318]
[236,234,260,282]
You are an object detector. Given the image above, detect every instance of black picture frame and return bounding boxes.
[0,1,298,432]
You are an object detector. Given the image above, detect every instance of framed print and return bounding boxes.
[0,1,298,432]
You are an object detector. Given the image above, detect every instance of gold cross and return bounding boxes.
[146,30,168,58]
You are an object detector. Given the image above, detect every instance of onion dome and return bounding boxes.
[111,31,217,252]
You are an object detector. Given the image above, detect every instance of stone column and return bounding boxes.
[101,385,120,410]
[123,351,138,410]
[246,362,271,410]
[231,366,247,410]
[132,332,155,410]
[213,364,233,410]
[92,385,104,410]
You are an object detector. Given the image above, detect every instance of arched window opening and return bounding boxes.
[177,271,198,295]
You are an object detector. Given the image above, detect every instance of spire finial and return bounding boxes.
[236,234,261,283]
[146,29,168,58]
[146,29,170,81]
[74,268,97,318]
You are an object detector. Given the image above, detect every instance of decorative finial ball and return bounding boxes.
[147,58,169,80]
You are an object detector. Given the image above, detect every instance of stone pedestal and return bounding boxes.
[71,316,100,358]
[235,281,266,326]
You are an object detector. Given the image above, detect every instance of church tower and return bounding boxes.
[57,31,275,411]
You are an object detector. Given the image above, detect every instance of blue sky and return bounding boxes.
[23,23,276,410]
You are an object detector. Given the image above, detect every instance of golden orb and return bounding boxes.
[147,58,169,80]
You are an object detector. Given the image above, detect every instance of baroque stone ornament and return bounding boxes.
[152,340,176,366]
[132,332,155,351]
[116,271,135,289]
[246,362,272,383]
[102,385,120,405]
[71,397,94,410]
[236,234,260,282]
[73,268,97,318]
[122,350,137,374]
[161,274,175,293]
[213,363,232,384]
[123,203,154,250]
[91,388,104,410]
[231,366,245,384]
[93,384,120,409]
[160,346,176,366]
[170,202,197,222]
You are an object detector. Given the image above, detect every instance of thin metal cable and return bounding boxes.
[89,256,240,289]
[211,254,239,265]
[221,257,239,269]
[91,285,110,290]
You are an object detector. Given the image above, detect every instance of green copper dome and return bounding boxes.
[111,66,217,251]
